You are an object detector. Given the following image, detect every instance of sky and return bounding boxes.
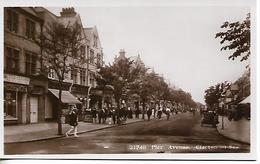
[48,5,250,104]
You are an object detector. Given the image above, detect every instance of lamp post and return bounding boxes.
[219,101,224,130]
[87,86,92,109]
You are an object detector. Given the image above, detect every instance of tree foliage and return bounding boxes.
[204,82,230,109]
[98,55,198,108]
[39,21,85,134]
[215,13,250,62]
[40,22,86,80]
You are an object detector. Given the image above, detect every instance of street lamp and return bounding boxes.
[219,101,225,130]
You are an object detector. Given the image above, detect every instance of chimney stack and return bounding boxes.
[119,49,126,58]
[60,7,77,17]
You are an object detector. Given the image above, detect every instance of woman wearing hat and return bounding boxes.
[65,105,79,137]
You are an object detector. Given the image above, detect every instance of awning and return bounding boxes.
[239,96,250,104]
[48,89,81,104]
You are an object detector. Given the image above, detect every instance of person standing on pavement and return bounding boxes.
[112,107,117,124]
[166,106,171,120]
[102,107,107,124]
[91,107,97,123]
[135,107,139,119]
[108,107,113,124]
[97,108,103,124]
[157,106,163,119]
[147,106,152,121]
[65,105,79,137]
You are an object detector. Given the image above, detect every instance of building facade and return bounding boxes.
[4,7,47,125]
[36,7,104,120]
[4,7,105,124]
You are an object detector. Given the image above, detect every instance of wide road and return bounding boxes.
[5,112,250,154]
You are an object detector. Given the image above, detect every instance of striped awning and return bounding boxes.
[48,89,81,104]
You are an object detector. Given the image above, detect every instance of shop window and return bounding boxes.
[26,19,35,40]
[7,9,18,33]
[6,47,20,74]
[4,91,17,120]
[25,52,37,75]
[80,69,86,85]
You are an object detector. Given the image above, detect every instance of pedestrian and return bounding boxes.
[157,107,162,119]
[91,107,97,123]
[108,107,113,124]
[135,108,139,119]
[97,108,102,124]
[65,105,79,137]
[102,107,106,124]
[147,107,152,121]
[192,108,196,116]
[123,107,128,121]
[166,107,171,120]
[112,107,117,124]
[127,106,133,119]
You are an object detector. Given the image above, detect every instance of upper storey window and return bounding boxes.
[7,9,18,33]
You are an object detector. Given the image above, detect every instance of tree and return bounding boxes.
[215,13,250,62]
[97,57,141,108]
[98,52,198,117]
[204,82,230,109]
[40,22,85,135]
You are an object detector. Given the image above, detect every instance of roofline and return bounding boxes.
[17,7,44,23]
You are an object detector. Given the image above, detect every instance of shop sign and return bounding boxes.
[4,74,30,85]
[4,83,27,92]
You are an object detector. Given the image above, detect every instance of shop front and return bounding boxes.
[48,88,82,122]
[4,74,30,125]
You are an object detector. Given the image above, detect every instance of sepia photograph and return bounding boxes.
[0,0,258,161]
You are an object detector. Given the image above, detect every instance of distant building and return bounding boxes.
[223,68,250,110]
[84,26,104,109]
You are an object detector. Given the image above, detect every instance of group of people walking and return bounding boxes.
[90,106,134,125]
[88,105,180,124]
[64,103,196,137]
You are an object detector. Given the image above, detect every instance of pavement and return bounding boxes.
[216,115,250,144]
[4,117,145,144]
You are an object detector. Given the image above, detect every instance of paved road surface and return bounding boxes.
[5,112,250,154]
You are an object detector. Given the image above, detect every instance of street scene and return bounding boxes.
[5,112,249,154]
[3,4,252,155]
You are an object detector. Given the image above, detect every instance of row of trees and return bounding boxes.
[97,54,197,113]
[204,13,251,111]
